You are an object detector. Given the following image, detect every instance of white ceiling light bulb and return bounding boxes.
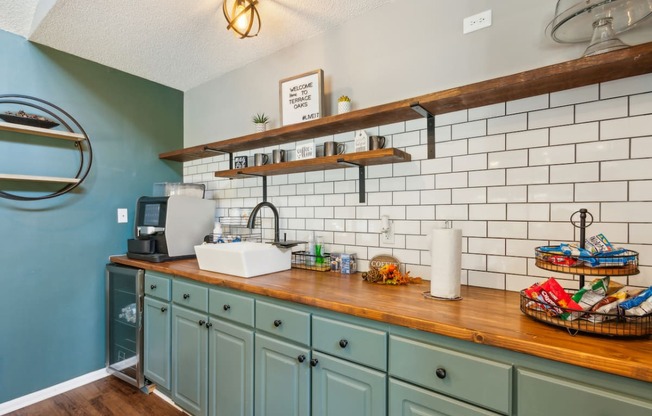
[223,0,261,39]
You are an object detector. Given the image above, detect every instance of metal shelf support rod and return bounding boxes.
[410,103,435,160]
[337,159,365,203]
[203,146,233,170]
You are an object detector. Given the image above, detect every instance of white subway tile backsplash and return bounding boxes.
[575,181,627,202]
[487,221,528,239]
[549,203,600,222]
[435,125,452,142]
[550,162,599,184]
[452,120,487,140]
[506,129,549,150]
[631,92,652,116]
[488,149,528,169]
[550,84,599,107]
[468,134,506,154]
[379,205,406,220]
[507,203,549,221]
[367,191,393,206]
[601,73,652,98]
[550,122,599,145]
[324,169,345,181]
[436,172,468,189]
[528,184,573,202]
[392,191,421,205]
[507,166,549,185]
[405,117,427,131]
[421,157,451,174]
[528,222,574,241]
[576,139,629,162]
[487,256,527,274]
[507,94,549,115]
[575,222,628,244]
[631,136,652,158]
[601,114,652,140]
[396,220,422,235]
[305,195,325,206]
[469,204,506,220]
[462,253,487,270]
[452,187,487,204]
[379,122,406,135]
[380,177,406,191]
[405,234,429,250]
[436,139,467,157]
[468,238,505,255]
[334,206,356,219]
[314,182,334,194]
[602,159,652,181]
[406,174,435,190]
[334,232,356,245]
[576,97,628,123]
[529,106,574,129]
[630,180,652,201]
[529,145,575,166]
[393,130,421,147]
[488,113,527,135]
[488,186,527,203]
[393,161,422,176]
[468,271,505,290]
[630,223,652,244]
[506,239,546,257]
[469,169,505,187]
[334,181,356,194]
[407,205,436,220]
[453,154,487,172]
[305,171,325,182]
[469,103,505,121]
[602,202,652,222]
[435,110,467,127]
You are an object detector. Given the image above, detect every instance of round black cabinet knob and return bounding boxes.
[160,307,167,312]
[206,322,213,329]
[273,319,282,327]
[310,358,319,367]
[198,320,206,326]
[339,339,349,348]
[297,355,306,363]
[223,304,231,311]
[150,284,157,290]
[183,293,190,299]
[435,368,447,379]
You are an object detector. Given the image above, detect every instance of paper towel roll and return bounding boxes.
[430,227,462,299]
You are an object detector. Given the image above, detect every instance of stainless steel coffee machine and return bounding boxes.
[127,195,215,262]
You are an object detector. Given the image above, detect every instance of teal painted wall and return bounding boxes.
[0,30,183,402]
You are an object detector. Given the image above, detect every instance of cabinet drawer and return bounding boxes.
[312,315,387,371]
[389,378,500,416]
[517,368,652,416]
[145,271,171,301]
[172,279,208,312]
[255,301,310,345]
[209,288,254,327]
[389,335,512,415]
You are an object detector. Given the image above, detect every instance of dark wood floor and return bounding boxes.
[7,376,186,416]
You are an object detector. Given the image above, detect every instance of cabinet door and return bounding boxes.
[312,352,386,416]
[517,368,652,416]
[172,305,208,416]
[209,319,254,416]
[255,333,311,416]
[389,378,500,416]
[143,297,171,390]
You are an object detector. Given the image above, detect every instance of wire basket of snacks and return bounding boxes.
[292,251,331,272]
[535,245,639,276]
[520,277,651,337]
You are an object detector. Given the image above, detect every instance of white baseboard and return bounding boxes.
[0,368,109,415]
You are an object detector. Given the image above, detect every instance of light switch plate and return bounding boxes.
[117,208,128,223]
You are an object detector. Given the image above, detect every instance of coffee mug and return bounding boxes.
[369,135,386,150]
[254,153,269,166]
[324,141,345,157]
[272,149,285,164]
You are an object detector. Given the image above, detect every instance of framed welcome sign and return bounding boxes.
[279,69,324,126]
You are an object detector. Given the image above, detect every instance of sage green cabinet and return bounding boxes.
[311,351,386,416]
[516,368,652,416]
[389,378,499,416]
[209,319,254,416]
[143,296,171,390]
[172,304,208,416]
[255,333,311,416]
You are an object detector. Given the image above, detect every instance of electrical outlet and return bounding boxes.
[463,9,492,34]
[117,208,128,224]
[382,222,395,244]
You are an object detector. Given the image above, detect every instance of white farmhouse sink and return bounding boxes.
[194,242,292,278]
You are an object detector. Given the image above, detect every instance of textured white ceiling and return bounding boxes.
[1,0,393,91]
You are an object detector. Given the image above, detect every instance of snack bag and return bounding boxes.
[526,277,582,319]
[619,286,652,315]
[585,290,629,323]
[568,277,609,320]
[585,233,614,254]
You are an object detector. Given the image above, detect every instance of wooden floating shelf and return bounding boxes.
[215,148,411,178]
[0,122,85,141]
[0,173,81,184]
[160,42,652,163]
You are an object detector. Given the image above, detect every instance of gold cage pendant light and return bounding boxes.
[223,0,261,38]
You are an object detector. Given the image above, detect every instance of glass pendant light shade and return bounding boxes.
[223,0,261,39]
[547,0,652,56]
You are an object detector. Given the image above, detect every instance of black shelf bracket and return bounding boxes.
[337,159,365,203]
[203,146,233,170]
[236,172,268,202]
[410,103,435,159]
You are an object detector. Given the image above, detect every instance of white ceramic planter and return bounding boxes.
[255,123,267,133]
[338,101,351,114]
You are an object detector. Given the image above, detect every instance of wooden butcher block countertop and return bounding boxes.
[110,256,652,383]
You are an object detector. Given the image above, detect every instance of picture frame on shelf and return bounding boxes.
[279,69,324,126]
[233,156,248,169]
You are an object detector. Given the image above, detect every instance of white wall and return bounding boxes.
[183,0,652,292]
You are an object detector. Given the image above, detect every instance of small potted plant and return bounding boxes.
[338,95,351,114]
[252,112,270,133]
